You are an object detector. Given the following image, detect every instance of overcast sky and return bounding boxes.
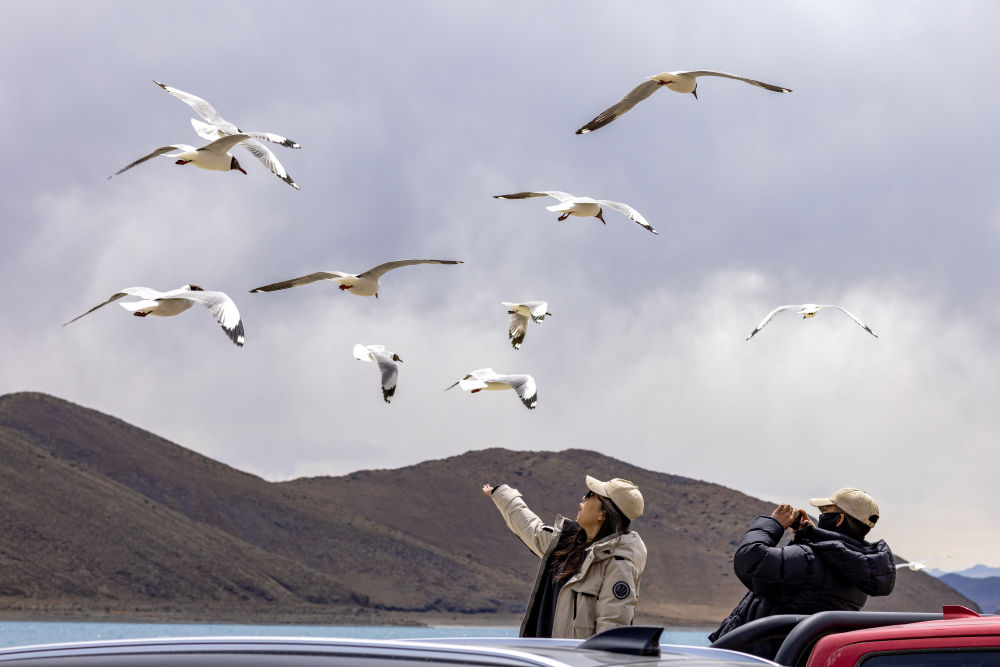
[2,1,998,574]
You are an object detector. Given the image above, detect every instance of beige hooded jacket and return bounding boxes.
[491,484,647,638]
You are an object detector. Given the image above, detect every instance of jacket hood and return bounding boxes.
[800,525,896,596]
[554,515,647,572]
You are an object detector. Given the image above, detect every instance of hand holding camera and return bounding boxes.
[772,504,810,530]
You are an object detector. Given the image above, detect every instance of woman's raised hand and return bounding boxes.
[482,483,495,497]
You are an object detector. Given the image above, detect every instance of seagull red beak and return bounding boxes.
[238,166,247,175]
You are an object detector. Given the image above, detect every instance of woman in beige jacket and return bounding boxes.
[482,475,647,638]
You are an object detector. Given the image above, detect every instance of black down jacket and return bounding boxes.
[708,515,896,659]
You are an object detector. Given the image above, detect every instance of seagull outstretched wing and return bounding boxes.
[493,191,576,203]
[575,80,661,135]
[679,71,792,93]
[155,80,301,149]
[358,259,462,280]
[174,289,245,346]
[108,146,194,179]
[63,286,164,325]
[746,305,800,341]
[598,200,658,234]
[249,272,347,293]
[823,305,878,338]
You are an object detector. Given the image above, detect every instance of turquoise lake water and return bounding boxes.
[0,621,711,649]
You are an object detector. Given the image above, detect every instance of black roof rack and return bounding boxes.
[709,614,809,653]
[710,610,944,666]
[578,626,662,656]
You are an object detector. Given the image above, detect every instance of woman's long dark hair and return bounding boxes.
[552,495,631,582]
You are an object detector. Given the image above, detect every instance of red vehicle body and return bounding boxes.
[805,606,1000,667]
[710,605,1000,666]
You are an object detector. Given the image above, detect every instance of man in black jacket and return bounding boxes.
[708,487,896,660]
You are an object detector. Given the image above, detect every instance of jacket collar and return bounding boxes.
[796,524,867,549]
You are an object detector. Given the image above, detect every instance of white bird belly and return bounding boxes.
[483,382,511,391]
[649,73,696,94]
[119,298,193,317]
[342,276,378,297]
[176,149,232,172]
[546,201,600,217]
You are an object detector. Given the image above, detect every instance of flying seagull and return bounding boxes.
[108,134,250,180]
[895,555,952,572]
[494,191,657,235]
[576,70,791,135]
[446,368,537,410]
[154,81,300,189]
[63,284,245,347]
[352,344,402,404]
[502,301,551,350]
[746,304,878,341]
[249,259,463,298]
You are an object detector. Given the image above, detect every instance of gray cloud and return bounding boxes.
[1,1,998,572]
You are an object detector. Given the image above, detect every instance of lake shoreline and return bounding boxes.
[0,620,714,650]
[0,608,713,630]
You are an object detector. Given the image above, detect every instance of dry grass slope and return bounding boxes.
[0,392,976,625]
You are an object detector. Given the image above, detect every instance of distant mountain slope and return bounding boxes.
[941,565,1000,579]
[0,393,362,621]
[0,392,525,622]
[939,574,1000,614]
[0,392,977,624]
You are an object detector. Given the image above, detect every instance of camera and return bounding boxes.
[789,513,803,530]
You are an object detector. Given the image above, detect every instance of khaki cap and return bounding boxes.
[586,475,644,521]
[810,487,880,527]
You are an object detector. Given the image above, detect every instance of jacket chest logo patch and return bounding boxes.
[612,581,631,600]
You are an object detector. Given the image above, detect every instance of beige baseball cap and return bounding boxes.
[586,475,644,521]
[810,487,880,527]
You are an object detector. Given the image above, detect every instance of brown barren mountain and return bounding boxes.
[0,392,976,626]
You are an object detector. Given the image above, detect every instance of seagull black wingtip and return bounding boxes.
[226,321,246,347]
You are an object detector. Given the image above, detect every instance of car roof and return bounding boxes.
[407,637,777,664]
[0,635,777,667]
